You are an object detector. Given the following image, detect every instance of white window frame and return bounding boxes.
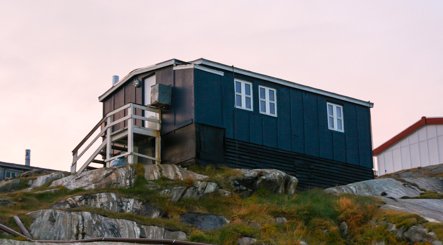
[234,79,253,111]
[327,102,344,132]
[258,86,277,117]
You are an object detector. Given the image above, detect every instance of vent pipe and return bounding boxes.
[112,75,119,86]
[25,149,31,166]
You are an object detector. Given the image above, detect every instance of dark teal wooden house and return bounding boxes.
[71,58,374,189]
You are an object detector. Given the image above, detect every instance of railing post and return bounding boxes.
[106,116,112,167]
[155,110,162,165]
[127,104,134,164]
[71,152,78,174]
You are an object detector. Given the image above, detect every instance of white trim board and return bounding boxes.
[192,58,373,108]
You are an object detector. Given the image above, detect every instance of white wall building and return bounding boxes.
[374,117,443,176]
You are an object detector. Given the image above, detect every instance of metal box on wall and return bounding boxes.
[150,83,171,108]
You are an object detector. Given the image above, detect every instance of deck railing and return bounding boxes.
[71,103,161,174]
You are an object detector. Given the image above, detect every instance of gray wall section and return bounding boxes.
[194,68,373,169]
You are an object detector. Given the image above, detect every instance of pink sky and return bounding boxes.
[1,1,442,171]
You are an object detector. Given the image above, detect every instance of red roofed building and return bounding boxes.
[373,117,443,175]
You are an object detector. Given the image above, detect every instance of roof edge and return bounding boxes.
[98,59,187,102]
[191,58,374,108]
[373,117,443,155]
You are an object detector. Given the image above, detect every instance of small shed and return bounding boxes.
[373,117,443,176]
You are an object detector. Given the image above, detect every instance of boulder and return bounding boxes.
[403,225,436,243]
[28,209,186,240]
[52,192,165,218]
[143,164,207,181]
[180,212,229,231]
[0,179,25,192]
[232,169,298,196]
[50,166,135,190]
[160,181,220,202]
[238,237,257,245]
[325,178,422,199]
[31,172,66,188]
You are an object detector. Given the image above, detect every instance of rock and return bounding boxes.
[275,216,287,225]
[232,169,298,196]
[50,166,135,190]
[180,212,229,231]
[325,178,422,199]
[339,221,348,236]
[52,192,165,218]
[238,237,257,245]
[403,225,434,243]
[143,164,207,181]
[299,241,308,245]
[31,172,66,188]
[0,179,25,192]
[160,181,220,202]
[20,169,53,178]
[402,177,443,193]
[381,198,443,222]
[433,241,443,245]
[28,209,186,240]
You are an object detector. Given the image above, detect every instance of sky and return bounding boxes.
[0,0,442,171]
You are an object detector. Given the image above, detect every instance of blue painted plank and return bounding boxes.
[303,93,319,156]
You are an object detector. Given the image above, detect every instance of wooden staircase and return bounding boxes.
[70,103,161,174]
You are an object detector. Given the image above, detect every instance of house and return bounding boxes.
[71,58,374,188]
[0,161,57,180]
[373,117,443,176]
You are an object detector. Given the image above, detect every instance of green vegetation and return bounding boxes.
[1,164,443,244]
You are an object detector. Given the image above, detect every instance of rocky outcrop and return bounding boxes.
[52,193,165,218]
[50,166,135,190]
[180,212,229,231]
[28,209,186,240]
[325,178,422,199]
[160,181,222,202]
[401,177,443,194]
[232,169,298,196]
[382,198,443,223]
[143,164,208,181]
[0,179,25,192]
[30,172,66,188]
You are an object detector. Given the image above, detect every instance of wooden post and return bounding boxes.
[128,104,134,164]
[71,152,78,174]
[106,116,112,167]
[13,216,32,239]
[155,135,161,165]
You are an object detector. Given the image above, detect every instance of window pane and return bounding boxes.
[245,97,252,109]
[337,118,343,131]
[245,83,251,96]
[327,104,334,117]
[336,106,342,118]
[235,95,242,107]
[260,100,266,113]
[328,116,334,129]
[270,102,276,115]
[235,81,241,93]
[269,90,275,101]
[259,87,266,99]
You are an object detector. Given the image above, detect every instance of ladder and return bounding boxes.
[70,103,161,174]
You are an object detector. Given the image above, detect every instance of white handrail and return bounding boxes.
[71,103,162,174]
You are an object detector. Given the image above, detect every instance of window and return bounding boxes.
[327,102,344,132]
[234,79,253,111]
[258,86,277,117]
[5,170,20,179]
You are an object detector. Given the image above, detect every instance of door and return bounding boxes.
[144,75,157,128]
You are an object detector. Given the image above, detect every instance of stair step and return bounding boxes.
[91,159,106,165]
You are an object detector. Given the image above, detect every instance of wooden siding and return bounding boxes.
[194,68,373,169]
[224,138,374,189]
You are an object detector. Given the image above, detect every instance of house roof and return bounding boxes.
[98,58,374,108]
[0,161,57,172]
[373,117,443,156]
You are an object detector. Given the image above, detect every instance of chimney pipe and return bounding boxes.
[25,149,30,166]
[112,75,119,86]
